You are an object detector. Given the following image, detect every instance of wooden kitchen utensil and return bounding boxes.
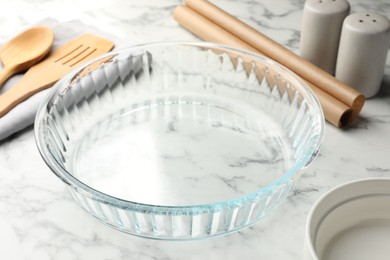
[183,0,365,119]
[0,26,54,86]
[0,34,114,117]
[173,0,366,128]
[173,5,353,128]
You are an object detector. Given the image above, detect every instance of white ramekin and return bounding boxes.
[304,178,390,260]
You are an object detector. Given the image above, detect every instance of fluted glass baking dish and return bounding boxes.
[35,42,324,240]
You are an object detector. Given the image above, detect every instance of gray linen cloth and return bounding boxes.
[0,18,124,141]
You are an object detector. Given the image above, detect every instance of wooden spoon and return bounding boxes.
[0,33,114,117]
[0,26,54,86]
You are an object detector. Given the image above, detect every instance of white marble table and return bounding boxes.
[0,0,389,259]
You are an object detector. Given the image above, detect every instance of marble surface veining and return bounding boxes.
[0,0,390,259]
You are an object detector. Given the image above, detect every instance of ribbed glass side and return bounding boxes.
[68,179,294,239]
[37,43,323,240]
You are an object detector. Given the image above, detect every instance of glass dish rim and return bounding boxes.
[34,41,325,214]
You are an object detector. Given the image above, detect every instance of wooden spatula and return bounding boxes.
[0,34,114,117]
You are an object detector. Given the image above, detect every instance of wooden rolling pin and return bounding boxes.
[173,5,354,128]
[184,0,365,119]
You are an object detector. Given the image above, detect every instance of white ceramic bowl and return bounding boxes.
[304,178,390,260]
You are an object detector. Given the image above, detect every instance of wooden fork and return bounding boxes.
[0,34,114,117]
